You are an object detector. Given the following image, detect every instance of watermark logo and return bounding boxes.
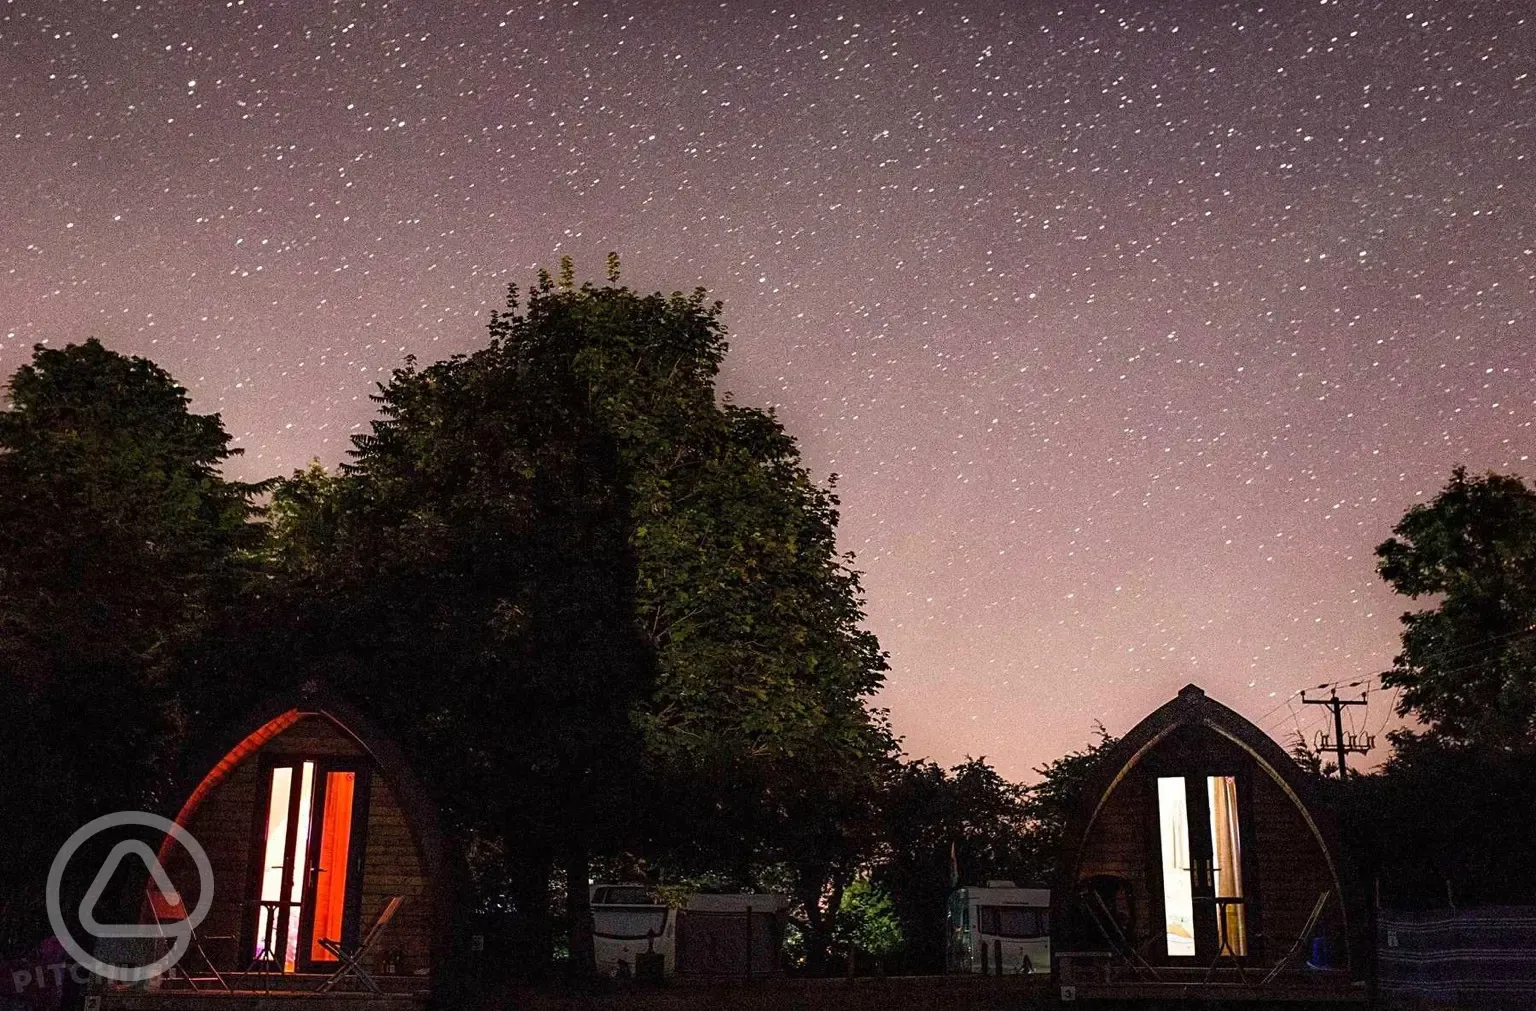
[45,811,214,983]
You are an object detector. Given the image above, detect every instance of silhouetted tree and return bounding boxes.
[260,268,674,975]
[260,259,893,975]
[0,339,262,951]
[1349,731,1536,908]
[1342,468,1536,910]
[1018,723,1120,879]
[1376,466,1536,748]
[872,757,1031,973]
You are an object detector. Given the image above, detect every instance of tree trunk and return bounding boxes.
[508,845,554,977]
[797,871,846,977]
[564,839,596,976]
[799,884,829,977]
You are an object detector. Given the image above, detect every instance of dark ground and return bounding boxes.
[481,975,1447,1011]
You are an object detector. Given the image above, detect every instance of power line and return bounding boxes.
[1254,625,1534,740]
[1386,625,1536,672]
[1374,685,1404,738]
[1397,641,1536,686]
[1256,674,1380,730]
[1287,697,1309,743]
[1266,699,1337,749]
[1256,689,1304,729]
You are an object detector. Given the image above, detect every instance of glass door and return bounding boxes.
[1156,774,1248,961]
[251,760,370,973]
[1206,775,1247,957]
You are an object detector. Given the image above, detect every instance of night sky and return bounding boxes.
[3,1,1532,779]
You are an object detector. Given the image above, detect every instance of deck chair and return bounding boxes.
[316,896,404,993]
[1259,891,1330,986]
[1078,876,1161,982]
[147,887,232,992]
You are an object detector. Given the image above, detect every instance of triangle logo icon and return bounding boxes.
[78,840,180,939]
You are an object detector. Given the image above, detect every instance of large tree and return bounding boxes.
[261,260,893,975]
[1375,466,1536,748]
[1344,467,1536,911]
[0,339,261,950]
[259,267,676,974]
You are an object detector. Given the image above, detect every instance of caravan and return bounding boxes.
[590,884,673,978]
[946,881,1051,975]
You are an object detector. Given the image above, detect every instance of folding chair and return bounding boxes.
[1259,891,1330,986]
[147,887,233,992]
[1078,876,1161,982]
[316,896,404,993]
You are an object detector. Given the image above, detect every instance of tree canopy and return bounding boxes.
[870,728,1116,974]
[252,261,894,973]
[0,339,261,950]
[1340,467,1536,911]
[1376,466,1536,748]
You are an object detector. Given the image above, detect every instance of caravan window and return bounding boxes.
[977,906,1048,938]
[592,906,669,941]
[594,886,657,905]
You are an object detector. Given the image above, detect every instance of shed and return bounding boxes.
[147,687,452,988]
[1054,684,1356,982]
[674,894,787,977]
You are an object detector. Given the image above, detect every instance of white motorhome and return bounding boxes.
[946,881,1051,975]
[590,885,788,978]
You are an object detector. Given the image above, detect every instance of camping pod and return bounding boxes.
[1054,684,1358,981]
[149,688,452,988]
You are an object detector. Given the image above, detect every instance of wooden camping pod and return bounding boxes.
[1053,683,1356,976]
[150,686,453,985]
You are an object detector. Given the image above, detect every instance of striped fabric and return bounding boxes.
[1379,907,1536,1007]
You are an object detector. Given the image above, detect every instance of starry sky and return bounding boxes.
[3,0,1532,779]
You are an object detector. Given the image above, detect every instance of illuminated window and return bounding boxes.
[309,771,357,962]
[1157,774,1248,959]
[1208,775,1246,955]
[254,766,293,963]
[1157,777,1196,957]
[254,762,316,971]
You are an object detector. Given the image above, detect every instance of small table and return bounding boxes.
[1197,896,1249,984]
[245,900,286,991]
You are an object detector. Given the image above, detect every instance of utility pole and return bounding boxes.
[1303,689,1371,777]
